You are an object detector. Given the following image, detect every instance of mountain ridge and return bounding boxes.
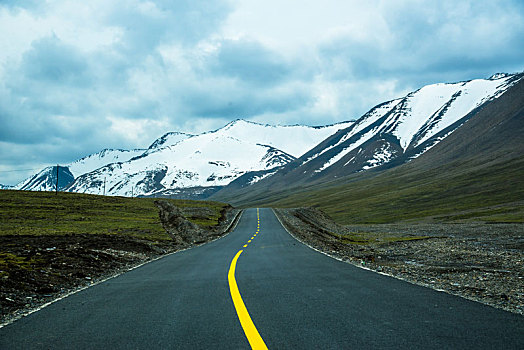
[212,72,522,196]
[15,149,146,192]
[14,119,351,197]
[211,74,524,224]
[64,119,351,197]
[11,72,522,202]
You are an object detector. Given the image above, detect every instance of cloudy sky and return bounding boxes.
[1,0,523,185]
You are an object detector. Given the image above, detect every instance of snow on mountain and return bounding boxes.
[393,76,515,150]
[16,166,75,192]
[65,120,347,196]
[14,148,146,191]
[208,119,353,158]
[139,132,195,157]
[308,73,521,174]
[303,99,401,168]
[16,119,349,196]
[147,132,194,150]
[68,149,146,177]
[67,133,296,196]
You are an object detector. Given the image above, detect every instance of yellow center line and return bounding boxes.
[243,244,248,248]
[248,240,252,243]
[228,250,268,349]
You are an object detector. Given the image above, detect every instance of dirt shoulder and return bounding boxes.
[0,204,241,326]
[274,207,523,315]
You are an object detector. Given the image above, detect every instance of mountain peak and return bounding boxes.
[58,119,353,197]
[147,131,195,150]
[222,119,266,129]
[489,73,510,80]
[252,72,522,185]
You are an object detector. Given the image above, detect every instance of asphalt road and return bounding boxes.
[1,208,522,349]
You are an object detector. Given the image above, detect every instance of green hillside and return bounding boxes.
[259,157,524,224]
[219,76,524,224]
[0,190,229,240]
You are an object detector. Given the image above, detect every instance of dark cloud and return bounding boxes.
[105,0,231,52]
[183,83,311,119]
[211,39,295,86]
[19,36,90,86]
[0,36,99,145]
[178,38,316,119]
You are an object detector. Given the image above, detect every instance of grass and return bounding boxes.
[242,155,524,225]
[0,190,230,241]
[0,252,44,271]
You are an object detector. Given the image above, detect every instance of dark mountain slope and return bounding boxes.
[19,166,74,192]
[212,74,522,204]
[213,76,524,224]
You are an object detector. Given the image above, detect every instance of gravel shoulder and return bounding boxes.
[274,207,524,315]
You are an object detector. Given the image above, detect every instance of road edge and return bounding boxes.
[270,208,515,314]
[0,209,244,329]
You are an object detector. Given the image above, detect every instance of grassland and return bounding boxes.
[240,156,524,225]
[0,189,230,240]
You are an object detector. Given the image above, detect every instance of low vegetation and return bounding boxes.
[244,156,524,225]
[331,232,429,245]
[0,189,229,240]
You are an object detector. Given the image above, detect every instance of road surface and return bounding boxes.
[1,208,522,349]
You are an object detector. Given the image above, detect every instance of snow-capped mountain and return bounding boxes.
[15,72,520,199]
[15,149,145,191]
[203,119,353,158]
[15,166,75,192]
[68,149,146,177]
[65,120,351,197]
[147,131,194,150]
[215,73,523,193]
[140,131,195,157]
[303,74,520,175]
[140,119,353,159]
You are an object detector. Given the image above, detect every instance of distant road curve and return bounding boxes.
[1,208,522,349]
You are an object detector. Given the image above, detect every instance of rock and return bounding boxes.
[154,200,203,244]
